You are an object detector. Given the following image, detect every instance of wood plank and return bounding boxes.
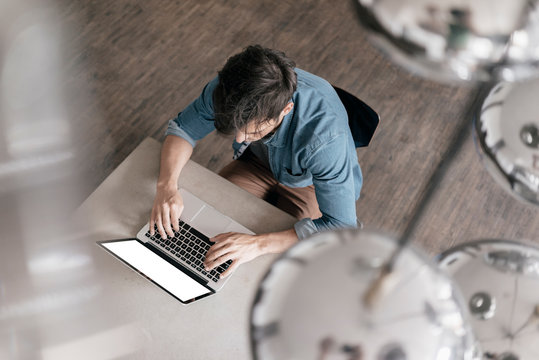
[58,0,538,253]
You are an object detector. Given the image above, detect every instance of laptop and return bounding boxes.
[97,188,255,304]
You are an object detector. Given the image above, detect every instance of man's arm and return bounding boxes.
[203,228,298,278]
[151,77,219,237]
[302,134,361,235]
[150,135,194,239]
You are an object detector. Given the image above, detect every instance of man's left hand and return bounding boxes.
[203,232,263,278]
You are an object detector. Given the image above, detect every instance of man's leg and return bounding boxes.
[218,156,277,201]
[219,151,322,220]
[272,183,323,220]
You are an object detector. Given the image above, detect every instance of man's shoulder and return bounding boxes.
[289,69,350,150]
[293,68,346,123]
[295,68,332,91]
[294,68,341,108]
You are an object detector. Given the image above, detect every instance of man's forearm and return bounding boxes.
[257,228,299,254]
[157,135,194,189]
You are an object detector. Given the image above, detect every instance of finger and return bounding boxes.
[155,214,167,239]
[219,260,238,279]
[170,205,181,232]
[149,210,156,235]
[177,202,184,219]
[204,241,232,263]
[207,239,231,255]
[204,248,233,270]
[161,206,175,238]
[204,252,229,271]
[210,232,234,243]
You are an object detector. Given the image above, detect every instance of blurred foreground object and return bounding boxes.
[250,229,479,360]
[475,80,539,205]
[0,1,144,359]
[356,0,539,83]
[439,239,539,359]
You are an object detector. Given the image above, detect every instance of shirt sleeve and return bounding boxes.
[165,76,219,147]
[294,133,362,240]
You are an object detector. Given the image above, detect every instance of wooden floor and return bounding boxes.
[60,0,538,254]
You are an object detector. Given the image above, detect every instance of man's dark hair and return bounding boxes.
[213,45,297,135]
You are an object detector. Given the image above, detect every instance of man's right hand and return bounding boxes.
[150,185,184,239]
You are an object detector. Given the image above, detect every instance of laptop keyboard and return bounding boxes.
[145,220,233,283]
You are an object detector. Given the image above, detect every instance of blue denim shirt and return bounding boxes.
[165,68,362,239]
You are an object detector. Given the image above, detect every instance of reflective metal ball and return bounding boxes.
[475,80,539,205]
[356,0,539,83]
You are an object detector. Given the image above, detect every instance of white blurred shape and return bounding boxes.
[469,37,494,59]
[437,347,453,360]
[0,150,73,177]
[2,16,60,109]
[7,119,72,155]
[1,9,70,158]
[28,251,92,275]
[41,323,147,360]
[0,285,99,321]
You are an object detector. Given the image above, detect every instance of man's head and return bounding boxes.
[213,45,297,142]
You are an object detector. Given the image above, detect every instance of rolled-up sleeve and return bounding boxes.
[294,134,362,240]
[165,76,219,147]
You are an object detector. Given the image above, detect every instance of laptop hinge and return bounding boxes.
[140,240,211,288]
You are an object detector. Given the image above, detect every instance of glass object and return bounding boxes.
[439,239,539,359]
[356,0,539,83]
[251,229,478,360]
[475,80,539,205]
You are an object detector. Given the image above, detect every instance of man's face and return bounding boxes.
[234,102,294,143]
[235,118,280,143]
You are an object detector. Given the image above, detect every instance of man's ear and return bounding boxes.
[282,102,294,116]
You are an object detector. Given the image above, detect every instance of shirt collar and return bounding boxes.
[264,98,295,148]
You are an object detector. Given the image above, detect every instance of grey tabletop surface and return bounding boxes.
[73,137,296,359]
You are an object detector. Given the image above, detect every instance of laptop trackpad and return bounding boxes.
[189,205,232,238]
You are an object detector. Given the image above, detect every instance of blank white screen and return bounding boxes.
[102,240,211,302]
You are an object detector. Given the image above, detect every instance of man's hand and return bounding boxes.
[150,185,184,239]
[203,232,264,278]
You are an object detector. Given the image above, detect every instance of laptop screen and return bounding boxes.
[100,239,212,304]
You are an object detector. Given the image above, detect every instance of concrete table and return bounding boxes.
[74,137,296,359]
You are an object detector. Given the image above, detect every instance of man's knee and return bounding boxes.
[219,161,271,199]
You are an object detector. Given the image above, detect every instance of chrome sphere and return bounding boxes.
[475,80,539,205]
[357,0,539,83]
[439,239,539,359]
[250,229,478,360]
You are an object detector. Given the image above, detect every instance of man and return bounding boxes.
[150,45,362,278]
